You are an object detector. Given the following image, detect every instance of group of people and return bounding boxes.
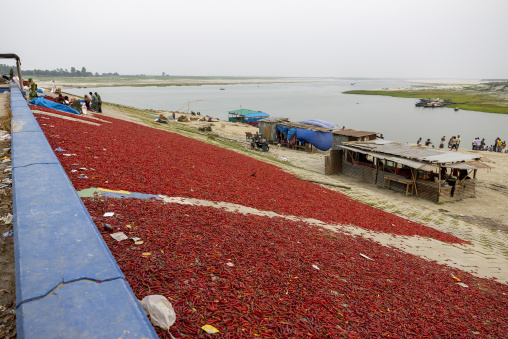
[56,93,86,114]
[416,135,462,151]
[472,137,507,152]
[83,92,102,113]
[49,82,102,115]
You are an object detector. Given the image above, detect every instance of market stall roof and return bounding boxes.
[258,117,289,122]
[244,112,269,118]
[341,145,437,171]
[342,140,480,164]
[331,129,377,137]
[341,141,492,169]
[228,109,261,116]
[277,121,333,133]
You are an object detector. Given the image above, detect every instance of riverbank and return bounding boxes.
[344,80,508,114]
[33,75,334,89]
[42,88,508,285]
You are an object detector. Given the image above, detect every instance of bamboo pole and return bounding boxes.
[411,168,419,196]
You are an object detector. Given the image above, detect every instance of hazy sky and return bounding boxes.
[2,0,507,78]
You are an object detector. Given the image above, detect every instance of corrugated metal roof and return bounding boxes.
[258,117,289,122]
[343,141,482,164]
[331,129,377,137]
[443,162,493,170]
[341,145,438,171]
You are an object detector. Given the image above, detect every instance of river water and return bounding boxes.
[63,79,508,146]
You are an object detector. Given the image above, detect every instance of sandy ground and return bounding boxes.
[38,85,508,284]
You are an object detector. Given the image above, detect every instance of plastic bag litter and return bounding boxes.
[140,295,176,330]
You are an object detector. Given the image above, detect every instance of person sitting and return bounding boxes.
[425,139,432,146]
[427,171,435,181]
[63,96,70,105]
[459,170,470,180]
[57,94,66,104]
[84,94,91,108]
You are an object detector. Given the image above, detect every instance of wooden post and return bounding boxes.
[437,165,441,202]
[411,168,418,196]
[473,169,477,196]
[375,158,379,185]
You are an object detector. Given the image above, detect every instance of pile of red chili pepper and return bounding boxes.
[84,197,508,338]
[33,109,464,244]
[33,110,508,337]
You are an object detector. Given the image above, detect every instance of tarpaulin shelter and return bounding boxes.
[274,121,334,151]
[298,119,336,129]
[29,97,80,115]
[228,109,264,123]
[243,112,269,125]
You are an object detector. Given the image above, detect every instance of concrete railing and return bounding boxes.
[11,84,157,338]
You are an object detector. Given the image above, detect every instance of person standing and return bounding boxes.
[450,136,458,151]
[456,135,461,150]
[480,138,485,150]
[440,136,445,148]
[90,92,98,111]
[94,92,102,113]
[448,136,454,149]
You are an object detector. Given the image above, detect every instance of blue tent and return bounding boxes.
[243,112,269,124]
[296,129,332,151]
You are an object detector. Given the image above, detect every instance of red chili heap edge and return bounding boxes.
[33,110,508,337]
[32,109,465,244]
[84,198,508,338]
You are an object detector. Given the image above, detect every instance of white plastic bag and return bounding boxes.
[140,295,176,330]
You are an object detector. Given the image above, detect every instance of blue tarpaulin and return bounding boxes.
[244,112,269,124]
[29,97,80,115]
[244,112,269,118]
[296,129,332,151]
[287,127,297,141]
[298,119,335,129]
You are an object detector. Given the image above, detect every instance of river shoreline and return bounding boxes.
[344,80,508,114]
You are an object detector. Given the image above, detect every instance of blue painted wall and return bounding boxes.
[10,85,158,338]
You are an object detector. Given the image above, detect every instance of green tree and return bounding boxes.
[71,67,76,74]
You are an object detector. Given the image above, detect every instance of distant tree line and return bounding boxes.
[0,64,119,77]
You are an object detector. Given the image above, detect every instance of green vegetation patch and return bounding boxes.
[344,89,508,114]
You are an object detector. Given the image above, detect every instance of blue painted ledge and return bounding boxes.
[10,85,158,338]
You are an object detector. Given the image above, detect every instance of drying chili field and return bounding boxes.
[33,108,508,338]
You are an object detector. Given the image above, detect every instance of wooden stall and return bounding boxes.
[339,141,492,202]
